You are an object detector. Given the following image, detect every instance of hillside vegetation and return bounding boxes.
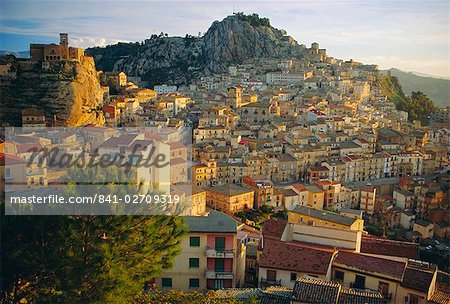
[378,75,436,125]
[388,68,449,107]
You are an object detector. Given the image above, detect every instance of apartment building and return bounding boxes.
[205,185,255,214]
[155,211,245,291]
[0,153,27,196]
[242,175,279,209]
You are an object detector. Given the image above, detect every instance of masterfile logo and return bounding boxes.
[4,126,192,215]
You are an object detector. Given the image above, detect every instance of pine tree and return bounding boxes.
[1,165,185,303]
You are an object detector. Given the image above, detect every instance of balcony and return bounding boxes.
[260,278,282,286]
[205,269,233,280]
[206,247,234,258]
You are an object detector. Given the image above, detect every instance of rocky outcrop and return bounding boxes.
[0,55,104,127]
[86,14,306,86]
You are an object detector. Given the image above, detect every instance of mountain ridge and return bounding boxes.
[86,13,306,86]
[385,68,449,107]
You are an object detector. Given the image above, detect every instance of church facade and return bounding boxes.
[30,33,84,62]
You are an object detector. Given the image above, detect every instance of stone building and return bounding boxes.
[30,33,84,62]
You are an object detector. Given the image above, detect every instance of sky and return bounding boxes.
[1,0,449,78]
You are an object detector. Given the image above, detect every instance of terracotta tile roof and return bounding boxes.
[333,251,406,279]
[401,264,436,293]
[206,184,253,196]
[308,165,329,172]
[142,130,162,141]
[293,277,340,303]
[125,139,153,152]
[214,288,263,300]
[260,286,293,304]
[15,142,42,154]
[0,153,26,166]
[338,288,386,304]
[260,239,334,275]
[429,290,450,304]
[288,240,352,253]
[170,157,185,166]
[360,236,419,259]
[169,141,185,150]
[22,108,45,116]
[261,219,287,240]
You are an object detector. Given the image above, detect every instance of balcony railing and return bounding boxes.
[206,247,234,258]
[260,278,282,286]
[205,269,233,279]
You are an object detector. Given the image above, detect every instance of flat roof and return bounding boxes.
[290,205,357,226]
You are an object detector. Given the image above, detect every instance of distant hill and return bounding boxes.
[86,13,306,87]
[386,68,449,107]
[0,50,30,58]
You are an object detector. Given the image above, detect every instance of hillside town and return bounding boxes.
[1,30,449,304]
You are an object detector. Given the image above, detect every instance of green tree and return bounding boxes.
[378,76,436,125]
[1,166,185,303]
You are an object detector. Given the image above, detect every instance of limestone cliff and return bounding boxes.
[0,55,104,127]
[86,14,306,86]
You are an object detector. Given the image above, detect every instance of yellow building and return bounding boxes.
[194,126,229,143]
[21,108,46,129]
[102,71,127,89]
[332,254,439,304]
[413,220,434,239]
[127,88,157,102]
[206,185,254,214]
[155,211,245,291]
[192,160,217,187]
[0,153,27,196]
[288,205,363,231]
[156,93,191,115]
[292,184,325,210]
[172,184,206,216]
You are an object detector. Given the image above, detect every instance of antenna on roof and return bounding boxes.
[232,3,235,14]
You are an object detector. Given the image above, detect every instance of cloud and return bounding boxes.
[69,36,128,48]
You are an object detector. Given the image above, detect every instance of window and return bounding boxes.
[5,168,11,178]
[189,278,200,288]
[215,237,225,250]
[189,258,199,268]
[290,272,297,281]
[190,236,200,247]
[354,275,366,289]
[161,277,172,287]
[378,281,389,297]
[266,270,277,281]
[335,270,344,281]
[409,294,421,304]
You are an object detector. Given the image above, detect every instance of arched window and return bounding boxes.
[57,56,60,60]
[45,56,49,60]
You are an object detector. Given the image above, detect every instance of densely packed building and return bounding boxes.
[1,38,449,303]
